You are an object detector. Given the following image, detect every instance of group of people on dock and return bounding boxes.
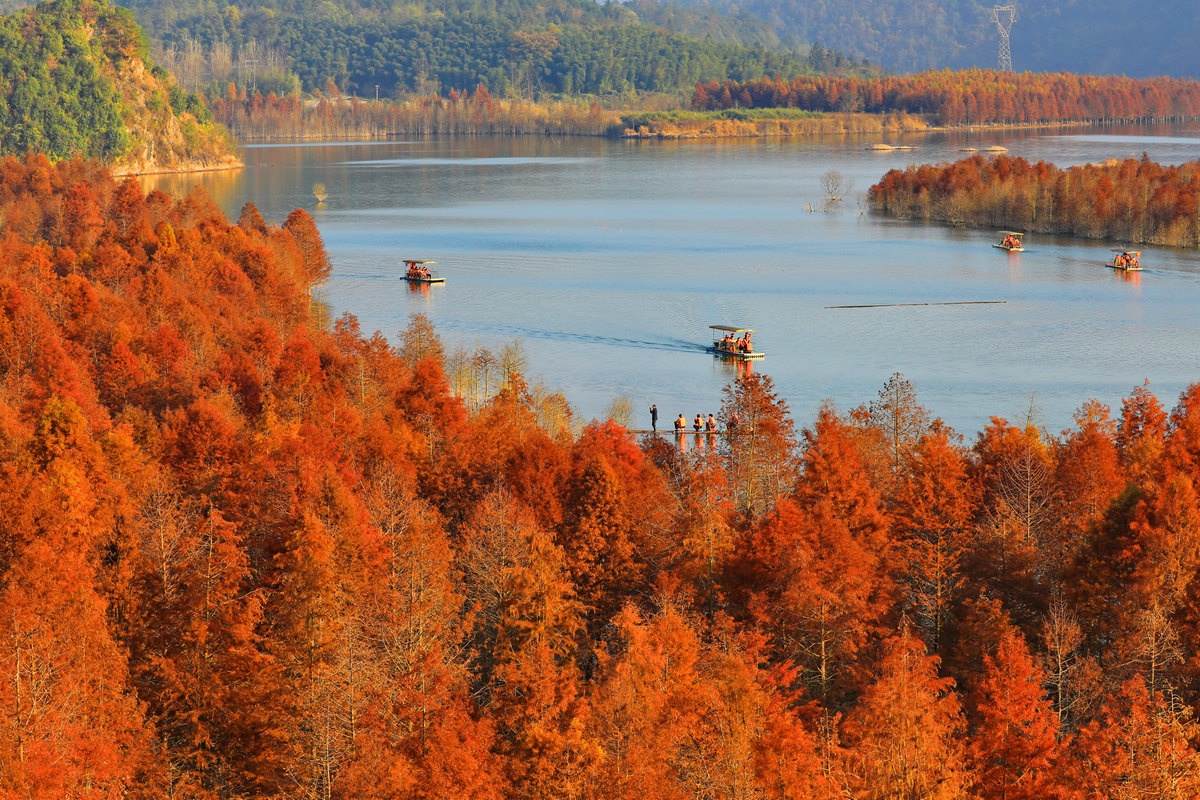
[716,331,753,354]
[676,413,719,433]
[666,411,739,433]
[648,404,739,435]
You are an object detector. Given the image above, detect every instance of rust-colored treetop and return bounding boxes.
[1,156,1200,798]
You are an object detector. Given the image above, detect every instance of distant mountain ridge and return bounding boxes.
[656,0,1200,78]
[0,0,239,173]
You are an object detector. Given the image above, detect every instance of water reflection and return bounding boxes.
[712,356,755,379]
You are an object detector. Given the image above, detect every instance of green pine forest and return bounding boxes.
[0,0,237,170]
[120,0,860,99]
[0,0,131,160]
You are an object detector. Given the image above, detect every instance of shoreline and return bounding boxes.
[222,114,1195,145]
[110,158,245,178]
[620,115,1194,140]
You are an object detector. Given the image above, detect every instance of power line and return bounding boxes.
[991,5,1016,71]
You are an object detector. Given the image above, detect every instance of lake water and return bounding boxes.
[142,124,1200,437]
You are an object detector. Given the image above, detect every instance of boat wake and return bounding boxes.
[440,319,705,353]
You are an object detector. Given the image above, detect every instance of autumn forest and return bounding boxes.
[692,70,1200,127]
[2,153,1200,800]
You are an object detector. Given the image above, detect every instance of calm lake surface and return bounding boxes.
[144,124,1200,437]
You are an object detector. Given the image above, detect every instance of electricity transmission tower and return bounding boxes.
[991,5,1016,71]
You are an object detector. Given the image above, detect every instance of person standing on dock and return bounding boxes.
[650,404,658,432]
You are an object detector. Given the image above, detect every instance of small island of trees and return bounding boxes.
[868,153,1200,247]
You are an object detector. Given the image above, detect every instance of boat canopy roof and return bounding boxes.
[711,325,754,333]
[1111,249,1141,255]
[997,231,1025,236]
[404,259,437,265]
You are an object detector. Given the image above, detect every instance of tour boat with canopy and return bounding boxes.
[401,259,444,283]
[1107,249,1143,271]
[993,231,1025,252]
[707,325,765,360]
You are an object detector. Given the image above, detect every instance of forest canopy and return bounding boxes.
[3,153,1200,797]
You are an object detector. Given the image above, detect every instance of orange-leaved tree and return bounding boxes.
[841,623,971,799]
[719,372,797,517]
[969,624,1065,800]
[892,423,979,650]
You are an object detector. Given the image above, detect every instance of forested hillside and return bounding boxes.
[662,0,1200,77]
[5,153,1200,797]
[0,0,238,172]
[116,0,842,98]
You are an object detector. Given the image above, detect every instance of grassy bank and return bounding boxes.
[619,109,928,138]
